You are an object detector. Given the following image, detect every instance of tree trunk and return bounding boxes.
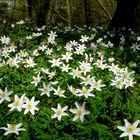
[109,0,139,29]
[70,0,86,26]
[27,0,32,19]
[37,0,50,27]
[134,0,140,33]
[83,0,91,26]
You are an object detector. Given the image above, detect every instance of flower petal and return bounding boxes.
[124,119,131,128]
[133,120,140,128]
[117,126,126,131]
[120,132,128,137]
[128,134,133,140]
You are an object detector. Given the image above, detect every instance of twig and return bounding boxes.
[96,0,112,20]
[48,8,69,23]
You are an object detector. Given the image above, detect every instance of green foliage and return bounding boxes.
[0,21,139,140]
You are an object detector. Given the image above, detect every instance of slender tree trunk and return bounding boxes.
[83,0,91,26]
[27,0,32,20]
[70,0,86,26]
[37,0,50,27]
[134,0,140,33]
[109,0,139,29]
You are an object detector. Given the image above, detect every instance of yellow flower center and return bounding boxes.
[14,99,20,106]
[127,125,135,133]
[77,109,84,116]
[27,102,32,109]
[95,82,99,88]
[57,109,62,115]
[123,72,128,79]
[44,87,49,92]
[83,88,88,94]
[10,124,16,131]
[116,80,122,85]
[58,90,62,96]
[1,92,6,98]
[76,72,81,77]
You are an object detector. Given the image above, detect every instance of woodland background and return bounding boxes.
[0,0,140,31]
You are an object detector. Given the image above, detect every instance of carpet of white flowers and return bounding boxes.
[0,21,140,139]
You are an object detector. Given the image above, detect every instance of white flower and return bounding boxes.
[137,36,140,41]
[48,31,57,44]
[16,20,25,25]
[94,59,107,70]
[130,43,140,52]
[1,51,9,59]
[26,36,32,40]
[118,67,135,80]
[2,46,10,53]
[80,35,89,43]
[6,56,20,68]
[90,43,97,50]
[50,81,58,85]
[51,104,68,121]
[22,96,40,115]
[48,71,56,79]
[41,68,49,74]
[85,53,94,63]
[124,78,136,89]
[69,102,90,122]
[31,73,42,87]
[0,87,13,104]
[97,51,104,58]
[0,36,10,45]
[118,119,140,140]
[74,44,86,55]
[65,43,73,52]
[38,83,53,97]
[11,24,15,28]
[69,68,83,79]
[38,44,47,51]
[96,38,103,44]
[77,86,95,98]
[45,48,53,55]
[80,75,95,86]
[9,44,17,52]
[108,57,115,62]
[61,52,73,63]
[18,49,29,58]
[108,63,119,74]
[90,79,106,91]
[49,58,62,67]
[70,40,78,46]
[53,86,66,98]
[32,32,42,37]
[79,61,92,75]
[48,31,57,38]
[32,49,39,56]
[110,77,124,89]
[8,94,25,112]
[0,123,25,136]
[60,63,71,72]
[107,41,113,48]
[67,85,78,95]
[24,57,36,68]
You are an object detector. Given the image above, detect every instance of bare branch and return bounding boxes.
[96,0,112,20]
[48,8,69,23]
